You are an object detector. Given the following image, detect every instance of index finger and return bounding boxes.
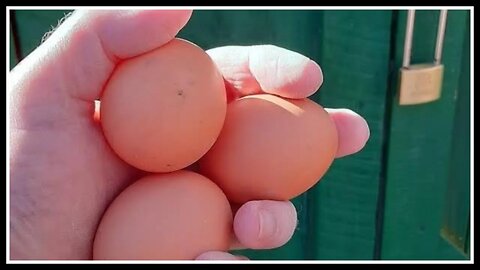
[207,45,323,100]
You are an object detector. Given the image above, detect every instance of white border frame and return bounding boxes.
[6,6,474,264]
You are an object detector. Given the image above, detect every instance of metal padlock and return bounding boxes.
[398,10,448,105]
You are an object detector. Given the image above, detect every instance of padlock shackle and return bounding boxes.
[402,10,416,68]
[435,10,448,65]
[401,10,448,68]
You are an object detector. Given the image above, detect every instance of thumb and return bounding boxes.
[10,9,192,104]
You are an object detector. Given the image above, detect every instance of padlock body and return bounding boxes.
[398,64,444,105]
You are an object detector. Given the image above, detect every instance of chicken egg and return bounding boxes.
[93,170,233,260]
[198,94,338,204]
[100,38,226,173]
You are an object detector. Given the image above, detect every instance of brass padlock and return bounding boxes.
[398,10,448,105]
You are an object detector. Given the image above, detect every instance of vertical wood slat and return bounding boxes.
[440,11,471,258]
[307,10,394,260]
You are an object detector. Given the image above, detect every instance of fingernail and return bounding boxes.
[305,59,323,92]
[258,209,276,240]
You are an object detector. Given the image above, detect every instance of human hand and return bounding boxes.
[9,10,369,260]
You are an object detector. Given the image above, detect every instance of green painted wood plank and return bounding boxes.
[440,17,471,258]
[179,10,317,52]
[381,10,470,260]
[306,10,393,260]
[14,9,73,60]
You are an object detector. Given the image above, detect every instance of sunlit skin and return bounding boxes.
[9,10,370,260]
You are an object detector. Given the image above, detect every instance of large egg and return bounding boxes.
[93,170,233,260]
[100,38,226,172]
[199,94,338,204]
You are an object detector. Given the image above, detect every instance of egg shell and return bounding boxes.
[198,94,338,204]
[93,170,233,260]
[100,38,226,173]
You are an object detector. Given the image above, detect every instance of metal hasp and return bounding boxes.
[398,10,448,105]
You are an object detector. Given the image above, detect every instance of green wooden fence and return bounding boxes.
[9,9,471,260]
